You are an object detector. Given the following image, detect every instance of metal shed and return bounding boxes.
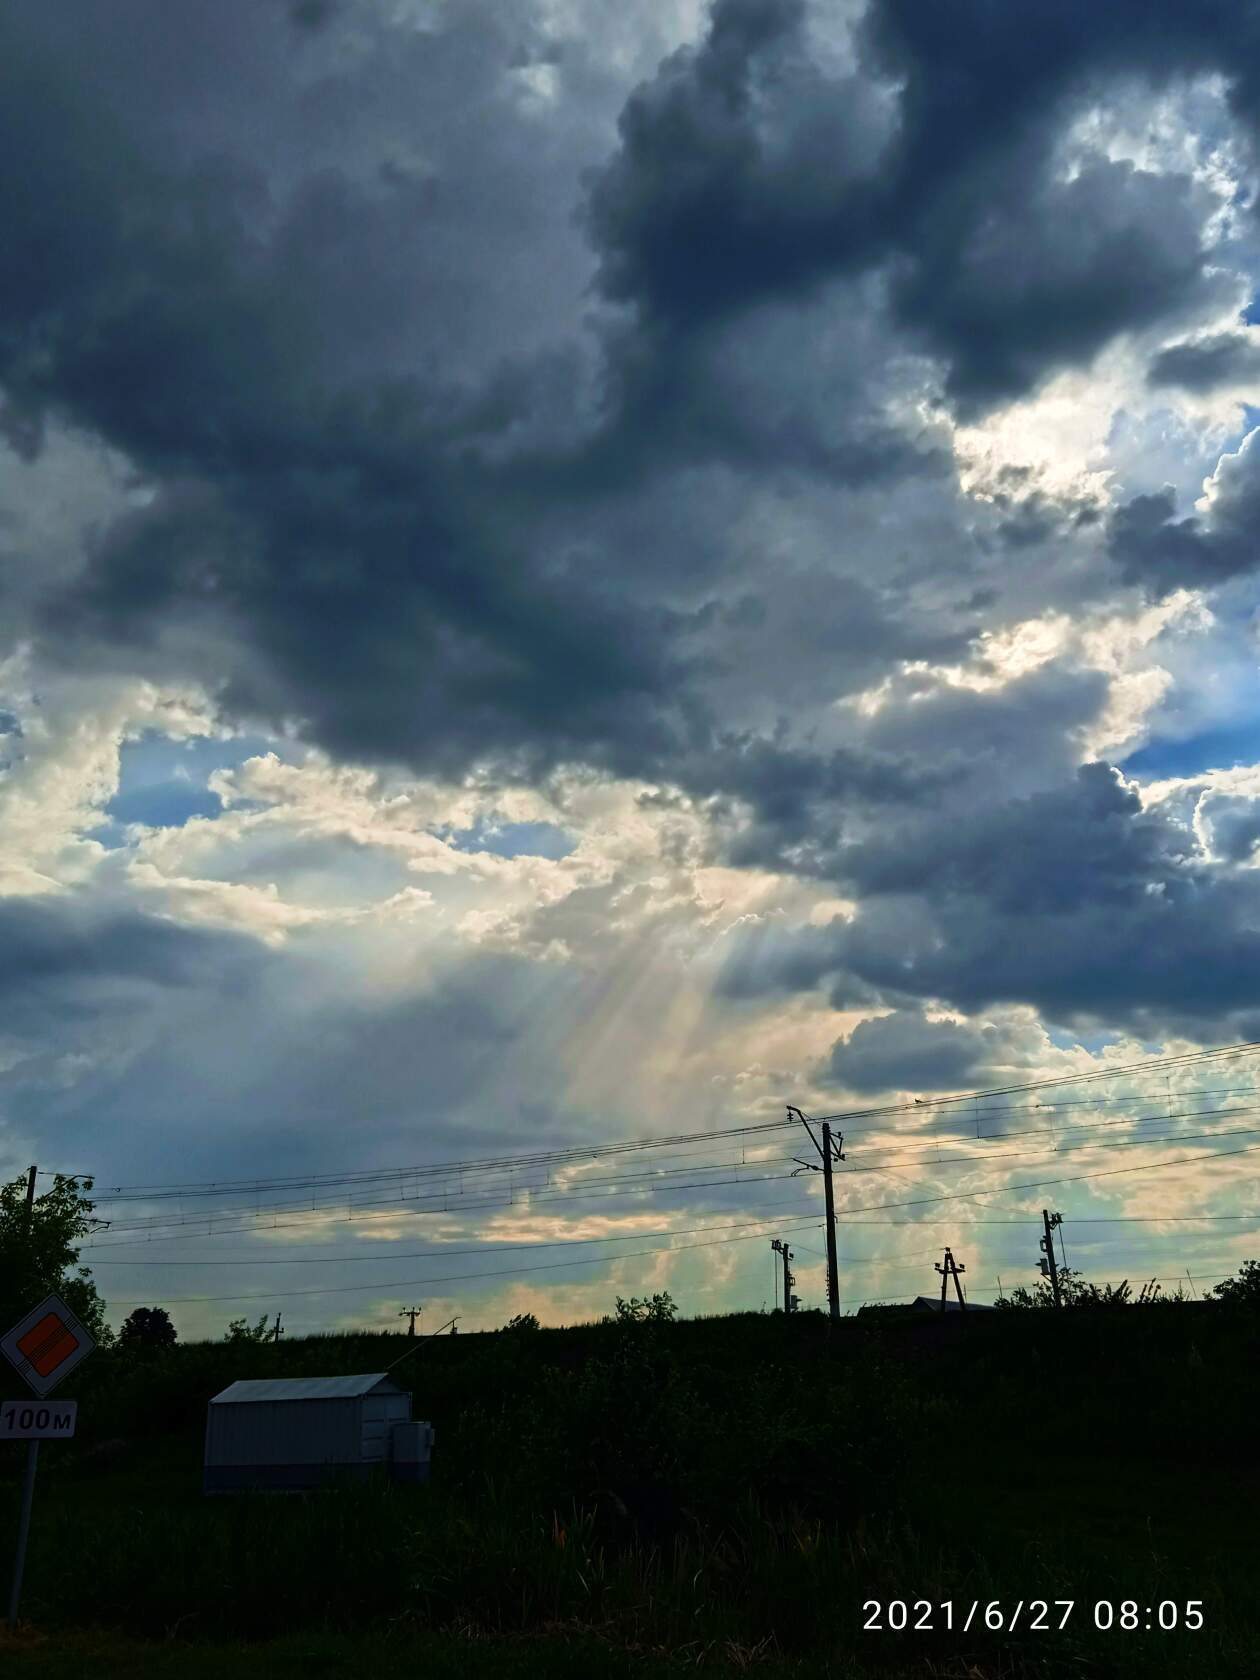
[204,1372,413,1492]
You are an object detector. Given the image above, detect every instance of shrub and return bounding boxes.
[118,1306,178,1353]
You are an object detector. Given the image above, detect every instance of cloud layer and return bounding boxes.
[5,0,1260,1329]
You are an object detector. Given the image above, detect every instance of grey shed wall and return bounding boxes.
[360,1389,411,1462]
[204,1377,410,1492]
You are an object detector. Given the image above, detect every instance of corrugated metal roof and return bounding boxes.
[909,1297,996,1313]
[209,1373,404,1404]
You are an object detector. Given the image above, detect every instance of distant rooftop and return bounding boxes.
[909,1297,996,1314]
[209,1373,405,1404]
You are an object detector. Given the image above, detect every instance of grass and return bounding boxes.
[2,1304,1257,1676]
[0,1627,843,1680]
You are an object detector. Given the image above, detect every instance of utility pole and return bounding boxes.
[770,1239,797,1314]
[821,1123,840,1320]
[787,1108,844,1321]
[935,1247,967,1311]
[271,1312,284,1345]
[400,1306,422,1338]
[7,1166,41,1630]
[1039,1210,1063,1308]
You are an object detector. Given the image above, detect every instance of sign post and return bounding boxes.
[1,1294,95,1628]
[7,1440,39,1629]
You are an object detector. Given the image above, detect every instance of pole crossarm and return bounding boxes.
[787,1109,844,1319]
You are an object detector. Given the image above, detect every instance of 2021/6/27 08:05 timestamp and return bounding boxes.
[862,1600,1206,1632]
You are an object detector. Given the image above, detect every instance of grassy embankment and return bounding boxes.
[1,1303,1256,1677]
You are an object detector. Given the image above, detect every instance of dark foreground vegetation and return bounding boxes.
[3,1298,1259,1678]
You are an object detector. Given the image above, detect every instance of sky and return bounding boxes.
[5,0,1260,1338]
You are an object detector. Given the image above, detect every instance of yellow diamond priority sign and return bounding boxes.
[1,1293,96,1398]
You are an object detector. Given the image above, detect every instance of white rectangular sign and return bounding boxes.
[0,1399,77,1439]
[1,1293,96,1397]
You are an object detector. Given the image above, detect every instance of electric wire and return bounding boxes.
[81,1117,1260,1238]
[103,1143,1260,1304]
[71,1038,1260,1201]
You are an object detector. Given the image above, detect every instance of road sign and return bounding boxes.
[1,1293,96,1398]
[2,1297,95,1627]
[0,1400,77,1440]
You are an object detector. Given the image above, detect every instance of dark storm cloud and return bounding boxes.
[839,761,1186,913]
[832,875,1260,1032]
[988,484,1103,552]
[858,0,1242,411]
[0,924,598,1191]
[1199,790,1260,863]
[683,663,1111,891]
[0,1,714,778]
[825,1009,1032,1094]
[1148,333,1260,392]
[588,0,1243,416]
[584,0,889,325]
[0,0,958,793]
[3,0,1249,807]
[5,0,1260,1004]
[288,0,338,28]
[888,157,1217,414]
[1109,430,1260,595]
[0,896,259,1037]
[859,664,1112,803]
[715,915,886,1009]
[678,729,952,880]
[538,300,944,496]
[718,763,1260,1032]
[54,467,696,782]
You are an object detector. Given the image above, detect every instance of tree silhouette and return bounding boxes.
[502,1312,541,1333]
[997,1267,1134,1308]
[614,1292,678,1325]
[118,1306,177,1352]
[225,1314,272,1343]
[1211,1259,1260,1305]
[0,1171,110,1343]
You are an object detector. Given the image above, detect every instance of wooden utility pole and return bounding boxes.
[935,1247,967,1311]
[821,1123,840,1319]
[770,1239,797,1313]
[400,1306,422,1338]
[1039,1209,1063,1308]
[271,1312,284,1345]
[7,1163,42,1630]
[787,1110,844,1321]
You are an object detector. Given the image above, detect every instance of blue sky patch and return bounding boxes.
[107,780,224,829]
[1120,723,1260,780]
[1045,1026,1121,1055]
[103,730,277,832]
[447,819,575,860]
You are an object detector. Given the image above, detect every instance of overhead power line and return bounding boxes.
[108,1221,837,1305]
[103,1142,1260,1304]
[78,1038,1260,1201]
[79,1076,1259,1205]
[78,1121,1260,1249]
[834,1040,1260,1110]
[78,1196,1260,1256]
[82,1117,1260,1240]
[85,1208,829,1264]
